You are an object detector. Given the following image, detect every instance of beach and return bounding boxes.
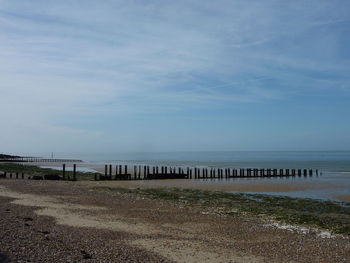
[0,179,349,263]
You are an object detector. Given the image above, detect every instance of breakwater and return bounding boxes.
[98,164,318,180]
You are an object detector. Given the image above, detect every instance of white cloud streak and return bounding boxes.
[0,0,349,151]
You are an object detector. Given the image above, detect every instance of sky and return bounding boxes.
[1,0,350,153]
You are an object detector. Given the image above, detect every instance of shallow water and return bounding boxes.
[230,171,350,202]
[40,166,97,173]
[29,151,350,172]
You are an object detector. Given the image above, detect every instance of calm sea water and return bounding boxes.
[34,151,350,172]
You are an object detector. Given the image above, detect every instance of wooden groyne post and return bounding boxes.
[91,164,317,181]
[62,164,66,180]
[73,164,77,181]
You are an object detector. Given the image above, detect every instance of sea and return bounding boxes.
[26,151,350,202]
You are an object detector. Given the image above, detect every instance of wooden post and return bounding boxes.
[22,173,24,179]
[303,169,307,176]
[105,165,108,177]
[309,169,313,176]
[273,169,277,176]
[73,164,77,181]
[138,165,141,179]
[144,166,146,179]
[94,173,97,181]
[63,164,66,180]
[119,165,122,175]
[189,169,192,179]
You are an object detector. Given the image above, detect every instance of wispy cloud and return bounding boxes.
[1,0,350,152]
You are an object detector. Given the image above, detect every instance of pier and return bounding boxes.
[0,154,82,163]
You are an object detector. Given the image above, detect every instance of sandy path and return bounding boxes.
[0,180,349,263]
[0,183,262,263]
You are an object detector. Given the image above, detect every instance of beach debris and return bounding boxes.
[81,250,92,259]
[44,174,61,180]
[31,175,44,180]
[38,230,50,235]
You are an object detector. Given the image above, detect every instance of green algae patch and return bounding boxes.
[94,186,350,235]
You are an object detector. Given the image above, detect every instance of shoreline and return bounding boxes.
[2,162,350,203]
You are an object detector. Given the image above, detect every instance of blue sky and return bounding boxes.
[0,0,350,153]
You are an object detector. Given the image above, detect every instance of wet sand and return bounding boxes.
[334,195,350,202]
[0,180,349,263]
[80,178,326,193]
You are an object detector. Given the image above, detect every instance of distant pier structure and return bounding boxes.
[0,154,82,163]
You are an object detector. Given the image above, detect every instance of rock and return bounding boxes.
[0,252,10,263]
[81,250,92,259]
